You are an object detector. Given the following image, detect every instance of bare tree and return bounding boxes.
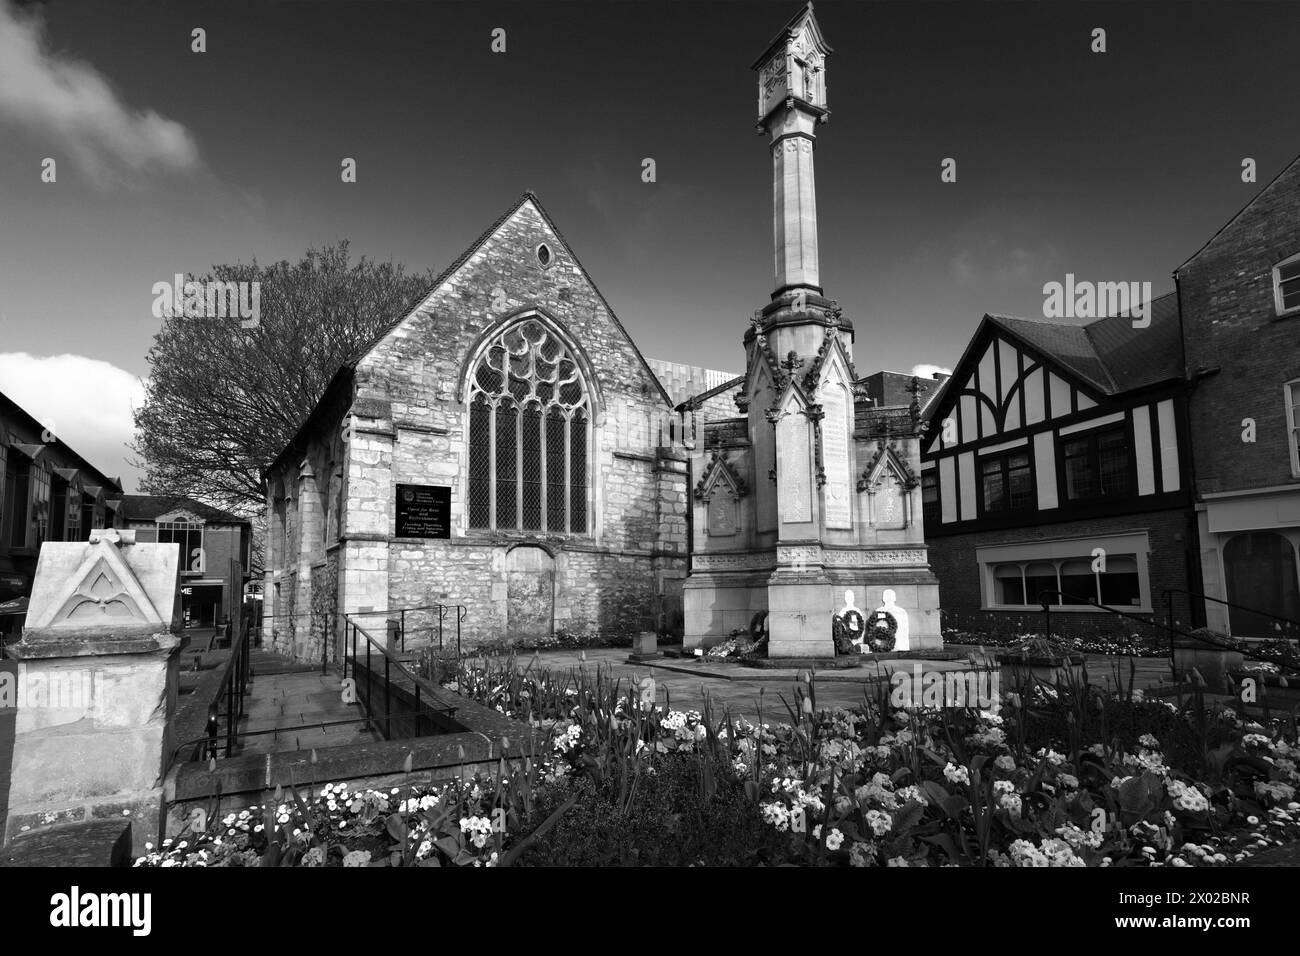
[132,241,434,514]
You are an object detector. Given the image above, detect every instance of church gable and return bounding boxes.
[926,322,1103,454]
[355,193,671,421]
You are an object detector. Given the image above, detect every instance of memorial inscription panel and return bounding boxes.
[821,384,852,529]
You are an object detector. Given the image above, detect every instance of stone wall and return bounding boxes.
[265,195,689,655]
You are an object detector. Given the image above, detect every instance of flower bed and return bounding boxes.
[944,628,1167,658]
[137,653,1300,868]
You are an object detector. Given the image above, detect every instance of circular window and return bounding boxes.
[536,243,552,267]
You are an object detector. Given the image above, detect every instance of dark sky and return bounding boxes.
[1,0,1298,487]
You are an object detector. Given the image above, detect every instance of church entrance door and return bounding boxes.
[506,546,555,644]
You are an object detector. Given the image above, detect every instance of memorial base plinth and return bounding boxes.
[767,575,835,659]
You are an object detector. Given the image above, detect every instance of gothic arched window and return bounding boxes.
[467,318,590,533]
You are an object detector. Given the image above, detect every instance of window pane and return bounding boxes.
[468,402,491,528]
[1098,429,1131,495]
[31,468,49,545]
[545,409,567,532]
[1008,456,1033,509]
[1279,258,1300,282]
[495,402,518,529]
[922,474,938,504]
[994,564,1025,605]
[521,404,543,530]
[1100,569,1142,606]
[1283,279,1300,311]
[1059,559,1096,604]
[5,461,29,549]
[981,467,1005,512]
[1024,561,1058,605]
[1064,454,1096,500]
[569,412,587,533]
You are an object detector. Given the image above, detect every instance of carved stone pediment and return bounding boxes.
[695,449,748,501]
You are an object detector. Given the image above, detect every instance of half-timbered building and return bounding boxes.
[921,294,1199,637]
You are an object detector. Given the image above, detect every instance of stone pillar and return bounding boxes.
[653,446,689,636]
[295,461,324,660]
[2,529,181,857]
[338,398,394,653]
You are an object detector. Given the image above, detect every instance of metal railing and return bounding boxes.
[1162,588,1300,645]
[185,617,253,761]
[321,603,469,673]
[1036,590,1299,678]
[341,616,458,739]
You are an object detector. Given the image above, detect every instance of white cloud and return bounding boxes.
[910,363,952,380]
[0,2,199,186]
[0,353,145,490]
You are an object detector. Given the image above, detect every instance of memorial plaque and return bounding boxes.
[395,484,451,539]
[821,385,852,529]
[874,475,906,530]
[708,495,736,536]
[778,415,812,523]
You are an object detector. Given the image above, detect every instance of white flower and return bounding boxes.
[865,809,892,837]
[943,762,970,786]
[825,828,845,851]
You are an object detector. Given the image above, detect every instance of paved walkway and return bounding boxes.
[238,665,378,755]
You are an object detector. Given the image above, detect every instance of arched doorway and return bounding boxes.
[506,546,555,643]
[1224,532,1300,637]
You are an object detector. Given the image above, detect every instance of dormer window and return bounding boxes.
[1274,252,1300,318]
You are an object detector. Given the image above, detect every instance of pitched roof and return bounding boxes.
[985,314,1116,393]
[346,192,539,367]
[116,494,250,525]
[1083,292,1182,391]
[983,291,1182,396]
[266,191,675,479]
[0,391,123,492]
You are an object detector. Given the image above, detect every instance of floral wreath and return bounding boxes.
[833,609,865,655]
[865,610,897,653]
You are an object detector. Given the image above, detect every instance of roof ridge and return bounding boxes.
[347,191,537,367]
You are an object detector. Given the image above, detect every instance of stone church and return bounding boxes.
[263,3,942,660]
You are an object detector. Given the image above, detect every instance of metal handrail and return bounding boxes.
[1036,590,1298,679]
[321,602,468,672]
[169,708,450,765]
[342,616,460,739]
[199,617,253,760]
[1162,587,1300,641]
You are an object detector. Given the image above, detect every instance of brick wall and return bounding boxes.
[929,508,1197,641]
[1179,159,1300,494]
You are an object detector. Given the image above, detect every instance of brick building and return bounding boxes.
[921,294,1197,639]
[1178,154,1300,637]
[923,152,1300,642]
[0,390,124,639]
[116,495,253,630]
[262,193,691,660]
